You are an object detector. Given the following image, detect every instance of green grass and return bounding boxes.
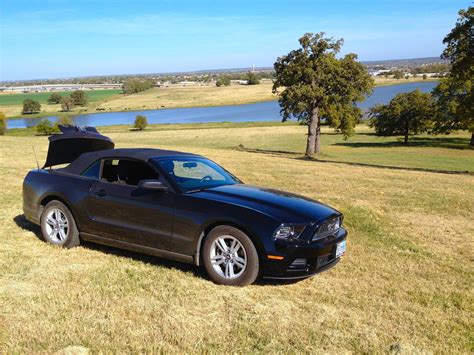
[1,123,473,352]
[7,122,473,172]
[0,89,123,106]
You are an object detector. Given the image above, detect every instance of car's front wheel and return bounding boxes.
[203,226,259,286]
[40,200,80,248]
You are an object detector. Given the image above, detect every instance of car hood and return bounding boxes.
[193,184,340,223]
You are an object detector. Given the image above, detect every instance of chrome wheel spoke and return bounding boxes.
[217,238,228,252]
[210,235,247,279]
[234,256,245,269]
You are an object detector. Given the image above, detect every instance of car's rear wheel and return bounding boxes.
[203,226,259,286]
[40,200,80,248]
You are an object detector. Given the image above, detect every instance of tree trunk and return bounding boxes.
[404,121,409,145]
[470,132,474,146]
[306,107,320,156]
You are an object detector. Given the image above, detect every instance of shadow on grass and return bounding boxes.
[334,136,472,150]
[13,214,301,286]
[235,146,473,175]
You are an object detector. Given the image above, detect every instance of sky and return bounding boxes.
[0,0,470,81]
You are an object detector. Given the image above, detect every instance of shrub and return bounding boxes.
[216,76,231,87]
[134,115,148,130]
[36,119,54,136]
[0,112,6,135]
[22,99,41,114]
[47,93,62,104]
[247,72,260,85]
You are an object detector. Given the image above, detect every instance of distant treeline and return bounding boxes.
[122,79,155,94]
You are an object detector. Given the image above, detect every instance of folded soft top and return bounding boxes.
[43,125,114,168]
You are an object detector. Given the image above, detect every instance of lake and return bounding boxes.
[8,81,438,129]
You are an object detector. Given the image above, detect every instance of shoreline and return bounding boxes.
[4,78,439,121]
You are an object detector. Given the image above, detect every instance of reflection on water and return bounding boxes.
[8,81,438,129]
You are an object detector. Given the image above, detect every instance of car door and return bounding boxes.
[86,158,174,250]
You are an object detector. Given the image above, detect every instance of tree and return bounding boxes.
[134,115,148,130]
[216,76,231,87]
[47,93,62,104]
[247,72,260,85]
[61,96,75,112]
[432,6,473,146]
[122,79,155,94]
[36,119,54,135]
[0,112,6,135]
[393,71,404,79]
[22,99,41,114]
[70,90,88,106]
[369,90,435,144]
[273,32,373,156]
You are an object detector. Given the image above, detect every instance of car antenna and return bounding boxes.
[32,145,40,171]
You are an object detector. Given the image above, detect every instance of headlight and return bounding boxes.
[312,216,342,241]
[272,223,307,241]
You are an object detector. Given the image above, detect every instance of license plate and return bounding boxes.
[336,240,346,258]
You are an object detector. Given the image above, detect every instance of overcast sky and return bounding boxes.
[0,0,470,81]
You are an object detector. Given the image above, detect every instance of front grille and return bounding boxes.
[288,258,308,271]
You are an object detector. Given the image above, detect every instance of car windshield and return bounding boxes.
[151,157,240,192]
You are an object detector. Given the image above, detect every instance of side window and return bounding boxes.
[81,160,101,180]
[101,159,159,186]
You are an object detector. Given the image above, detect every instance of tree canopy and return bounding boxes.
[122,79,155,94]
[70,90,88,106]
[273,32,373,156]
[246,72,260,85]
[369,90,435,144]
[134,115,148,130]
[432,6,473,145]
[22,99,41,114]
[216,76,231,87]
[60,96,75,112]
[47,93,63,104]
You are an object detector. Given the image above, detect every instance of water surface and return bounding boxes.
[8,81,438,129]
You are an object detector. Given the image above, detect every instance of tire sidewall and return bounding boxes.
[203,226,259,286]
[40,200,80,248]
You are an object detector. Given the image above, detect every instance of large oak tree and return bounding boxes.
[273,33,373,156]
[432,7,473,146]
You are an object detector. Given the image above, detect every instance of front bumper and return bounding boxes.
[262,227,347,279]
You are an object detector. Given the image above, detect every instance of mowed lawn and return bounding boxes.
[0,125,473,352]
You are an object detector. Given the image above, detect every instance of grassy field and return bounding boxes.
[0,124,473,352]
[8,122,473,172]
[0,89,123,118]
[1,77,436,118]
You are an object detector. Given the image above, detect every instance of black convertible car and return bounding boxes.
[23,126,347,285]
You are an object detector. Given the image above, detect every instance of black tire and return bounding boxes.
[203,225,259,286]
[40,200,80,248]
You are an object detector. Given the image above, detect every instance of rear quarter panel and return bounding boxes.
[23,169,95,230]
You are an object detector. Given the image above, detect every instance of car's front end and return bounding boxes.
[261,216,347,279]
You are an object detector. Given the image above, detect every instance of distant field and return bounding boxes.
[0,89,123,106]
[1,123,472,352]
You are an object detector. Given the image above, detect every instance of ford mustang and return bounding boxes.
[23,126,347,286]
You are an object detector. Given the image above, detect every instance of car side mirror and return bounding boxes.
[138,179,168,192]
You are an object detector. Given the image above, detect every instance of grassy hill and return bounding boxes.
[0,123,472,352]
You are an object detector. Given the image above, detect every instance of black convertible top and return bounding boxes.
[44,125,199,174]
[60,148,199,175]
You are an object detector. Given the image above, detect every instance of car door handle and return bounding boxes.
[94,189,107,197]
